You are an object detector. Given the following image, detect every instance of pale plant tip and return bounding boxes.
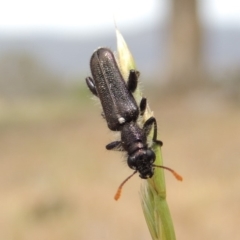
[115,27,152,112]
[115,27,136,78]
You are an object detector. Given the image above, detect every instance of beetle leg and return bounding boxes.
[127,70,140,93]
[106,141,124,151]
[143,117,163,146]
[86,76,98,96]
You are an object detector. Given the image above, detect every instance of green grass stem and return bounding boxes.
[116,27,177,240]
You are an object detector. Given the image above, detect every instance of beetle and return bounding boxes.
[86,48,181,199]
[86,47,147,131]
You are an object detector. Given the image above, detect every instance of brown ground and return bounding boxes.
[0,89,239,240]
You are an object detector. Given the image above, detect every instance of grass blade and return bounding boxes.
[116,26,177,240]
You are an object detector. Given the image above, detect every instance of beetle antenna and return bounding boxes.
[114,170,137,201]
[153,164,183,181]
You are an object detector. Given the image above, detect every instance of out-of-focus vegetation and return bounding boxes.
[0,49,239,240]
[0,53,64,98]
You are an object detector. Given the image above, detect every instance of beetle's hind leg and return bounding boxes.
[86,76,98,96]
[127,70,140,93]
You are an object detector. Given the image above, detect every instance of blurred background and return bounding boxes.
[0,0,240,239]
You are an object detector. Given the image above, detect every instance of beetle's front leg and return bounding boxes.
[106,141,124,151]
[143,117,163,146]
